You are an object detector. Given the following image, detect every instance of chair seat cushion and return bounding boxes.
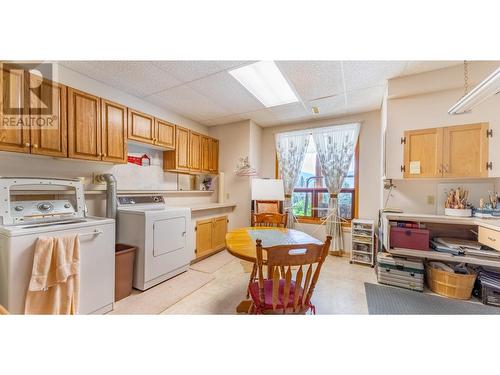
[249,279,304,310]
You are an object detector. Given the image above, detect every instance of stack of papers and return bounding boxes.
[478,268,500,289]
[431,237,500,259]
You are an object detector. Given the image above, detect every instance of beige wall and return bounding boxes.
[383,61,500,213]
[208,120,263,229]
[261,110,383,221]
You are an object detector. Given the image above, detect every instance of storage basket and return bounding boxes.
[426,264,476,300]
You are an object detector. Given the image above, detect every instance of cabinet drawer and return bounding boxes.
[478,226,500,251]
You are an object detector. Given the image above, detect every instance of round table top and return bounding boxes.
[225,227,323,262]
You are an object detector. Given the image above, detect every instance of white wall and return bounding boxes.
[261,110,383,221]
[383,61,500,214]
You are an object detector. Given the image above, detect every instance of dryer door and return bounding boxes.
[153,216,187,257]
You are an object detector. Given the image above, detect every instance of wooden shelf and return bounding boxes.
[387,247,500,268]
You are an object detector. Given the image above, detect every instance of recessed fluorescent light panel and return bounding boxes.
[229,61,299,107]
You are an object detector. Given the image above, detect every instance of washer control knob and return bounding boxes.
[14,205,24,212]
[153,196,160,202]
[37,203,53,212]
[64,203,71,208]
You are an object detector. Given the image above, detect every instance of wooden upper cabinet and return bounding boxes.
[403,127,443,178]
[68,88,102,161]
[442,123,489,178]
[101,99,127,163]
[28,75,67,158]
[403,123,491,179]
[128,109,154,144]
[0,67,30,153]
[164,126,190,172]
[189,131,202,172]
[155,119,175,149]
[209,138,219,174]
[201,136,211,173]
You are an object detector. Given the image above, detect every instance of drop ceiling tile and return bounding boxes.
[85,61,182,97]
[241,109,280,127]
[345,85,386,113]
[151,61,252,83]
[342,61,407,92]
[268,102,309,121]
[276,61,344,101]
[187,71,265,114]
[307,94,347,117]
[146,85,231,120]
[402,61,462,76]
[201,114,246,126]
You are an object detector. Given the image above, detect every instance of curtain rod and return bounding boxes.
[273,121,362,136]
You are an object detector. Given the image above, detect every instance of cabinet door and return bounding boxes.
[68,88,102,161]
[155,119,175,149]
[403,128,443,178]
[29,75,67,157]
[189,131,201,172]
[128,109,154,144]
[209,138,219,173]
[442,123,489,178]
[176,126,190,171]
[196,219,214,258]
[0,67,30,153]
[101,99,127,163]
[212,216,228,251]
[201,136,211,173]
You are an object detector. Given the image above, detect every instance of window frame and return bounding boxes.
[275,139,359,226]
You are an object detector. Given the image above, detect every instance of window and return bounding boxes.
[291,134,357,222]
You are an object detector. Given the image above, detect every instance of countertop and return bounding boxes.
[183,202,236,212]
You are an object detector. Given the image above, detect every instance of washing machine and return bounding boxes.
[0,177,115,314]
[117,195,193,291]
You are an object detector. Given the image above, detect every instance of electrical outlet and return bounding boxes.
[92,173,105,185]
[427,195,435,205]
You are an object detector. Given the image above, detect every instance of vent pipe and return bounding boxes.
[96,174,117,220]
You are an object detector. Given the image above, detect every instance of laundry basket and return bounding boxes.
[115,244,136,302]
[426,264,476,300]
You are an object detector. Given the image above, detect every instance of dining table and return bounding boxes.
[225,226,324,313]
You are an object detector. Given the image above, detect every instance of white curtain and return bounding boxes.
[275,130,310,228]
[312,123,360,252]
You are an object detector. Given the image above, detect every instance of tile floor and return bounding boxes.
[161,252,377,314]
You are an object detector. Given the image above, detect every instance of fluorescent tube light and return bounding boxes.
[229,61,298,107]
[449,67,500,115]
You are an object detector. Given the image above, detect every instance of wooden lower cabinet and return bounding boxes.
[195,215,228,259]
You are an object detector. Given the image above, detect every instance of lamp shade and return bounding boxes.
[251,178,285,201]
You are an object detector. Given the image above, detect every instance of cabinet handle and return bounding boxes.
[103,153,107,157]
[25,142,31,147]
[33,144,38,148]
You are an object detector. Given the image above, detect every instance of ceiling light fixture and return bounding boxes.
[229,61,298,108]
[449,65,500,115]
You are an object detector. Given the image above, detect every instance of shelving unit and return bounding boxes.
[350,219,375,267]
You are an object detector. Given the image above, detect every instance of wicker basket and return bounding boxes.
[426,264,476,300]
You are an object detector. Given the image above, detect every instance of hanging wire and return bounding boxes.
[463,60,470,97]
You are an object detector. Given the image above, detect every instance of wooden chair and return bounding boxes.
[249,236,332,314]
[253,212,288,228]
[255,200,280,213]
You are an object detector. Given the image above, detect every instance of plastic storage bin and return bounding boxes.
[481,285,500,307]
[390,227,429,250]
[115,244,136,302]
[426,264,476,300]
